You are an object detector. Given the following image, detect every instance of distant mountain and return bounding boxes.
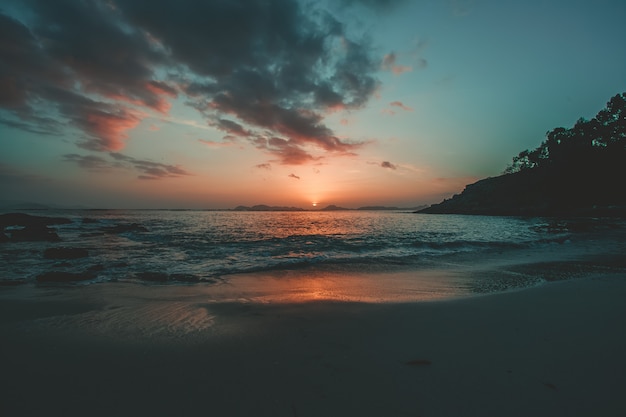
[0,200,52,210]
[357,206,399,211]
[357,205,428,211]
[420,93,626,217]
[0,200,92,210]
[233,205,305,212]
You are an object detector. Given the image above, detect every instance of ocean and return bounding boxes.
[1,210,624,299]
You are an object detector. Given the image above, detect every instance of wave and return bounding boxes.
[1,210,583,286]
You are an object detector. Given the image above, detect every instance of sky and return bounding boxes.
[1,0,625,209]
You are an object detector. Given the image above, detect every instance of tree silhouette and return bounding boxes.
[504,92,626,174]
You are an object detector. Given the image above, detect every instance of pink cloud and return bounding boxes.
[77,108,143,151]
[390,101,413,112]
[198,139,236,149]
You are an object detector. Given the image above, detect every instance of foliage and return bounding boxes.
[504,93,626,174]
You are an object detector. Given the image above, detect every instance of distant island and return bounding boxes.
[233,205,305,212]
[233,204,426,212]
[419,92,626,217]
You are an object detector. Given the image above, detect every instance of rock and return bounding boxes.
[101,223,148,234]
[0,279,27,286]
[36,271,95,283]
[44,247,89,259]
[0,213,72,228]
[135,271,169,282]
[169,273,201,283]
[0,213,71,242]
[133,272,208,283]
[406,359,433,366]
[9,227,60,242]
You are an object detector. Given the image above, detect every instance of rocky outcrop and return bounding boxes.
[419,166,626,217]
[44,247,89,259]
[0,213,71,242]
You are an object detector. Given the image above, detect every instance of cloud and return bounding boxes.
[381,161,397,169]
[63,154,112,171]
[256,163,272,170]
[288,173,301,180]
[339,0,408,12]
[383,100,413,116]
[198,139,236,149]
[382,52,412,75]
[1,0,387,165]
[258,136,324,165]
[63,152,191,180]
[390,101,414,112]
[109,152,191,180]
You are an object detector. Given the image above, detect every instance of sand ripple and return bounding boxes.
[29,301,216,340]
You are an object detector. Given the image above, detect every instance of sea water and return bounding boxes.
[2,209,593,290]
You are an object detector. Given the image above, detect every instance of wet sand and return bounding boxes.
[1,270,625,417]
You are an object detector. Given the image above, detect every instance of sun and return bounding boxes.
[312,202,318,207]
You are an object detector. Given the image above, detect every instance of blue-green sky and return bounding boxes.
[1,0,624,208]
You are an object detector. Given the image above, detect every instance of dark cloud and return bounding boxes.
[0,0,385,165]
[64,152,191,180]
[0,2,170,151]
[109,152,191,180]
[381,161,397,169]
[213,119,251,138]
[258,137,322,165]
[288,173,301,180]
[63,154,112,171]
[256,163,272,170]
[340,0,408,12]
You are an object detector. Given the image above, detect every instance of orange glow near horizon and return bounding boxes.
[73,150,477,209]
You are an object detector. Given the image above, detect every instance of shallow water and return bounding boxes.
[1,210,624,298]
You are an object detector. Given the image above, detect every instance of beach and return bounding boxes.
[1,270,625,417]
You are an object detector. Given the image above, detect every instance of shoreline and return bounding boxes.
[1,272,625,416]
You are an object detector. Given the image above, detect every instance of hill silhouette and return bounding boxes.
[420,93,626,216]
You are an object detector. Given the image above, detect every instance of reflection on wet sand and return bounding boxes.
[208,269,470,304]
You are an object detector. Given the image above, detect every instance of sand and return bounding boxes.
[1,272,625,417]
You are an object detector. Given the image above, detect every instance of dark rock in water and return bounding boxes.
[82,217,98,224]
[0,213,71,242]
[87,264,105,273]
[135,271,169,282]
[44,247,89,259]
[169,273,201,283]
[36,271,95,283]
[134,272,205,283]
[0,213,72,228]
[0,279,27,286]
[9,227,61,242]
[101,223,148,234]
[0,232,8,242]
